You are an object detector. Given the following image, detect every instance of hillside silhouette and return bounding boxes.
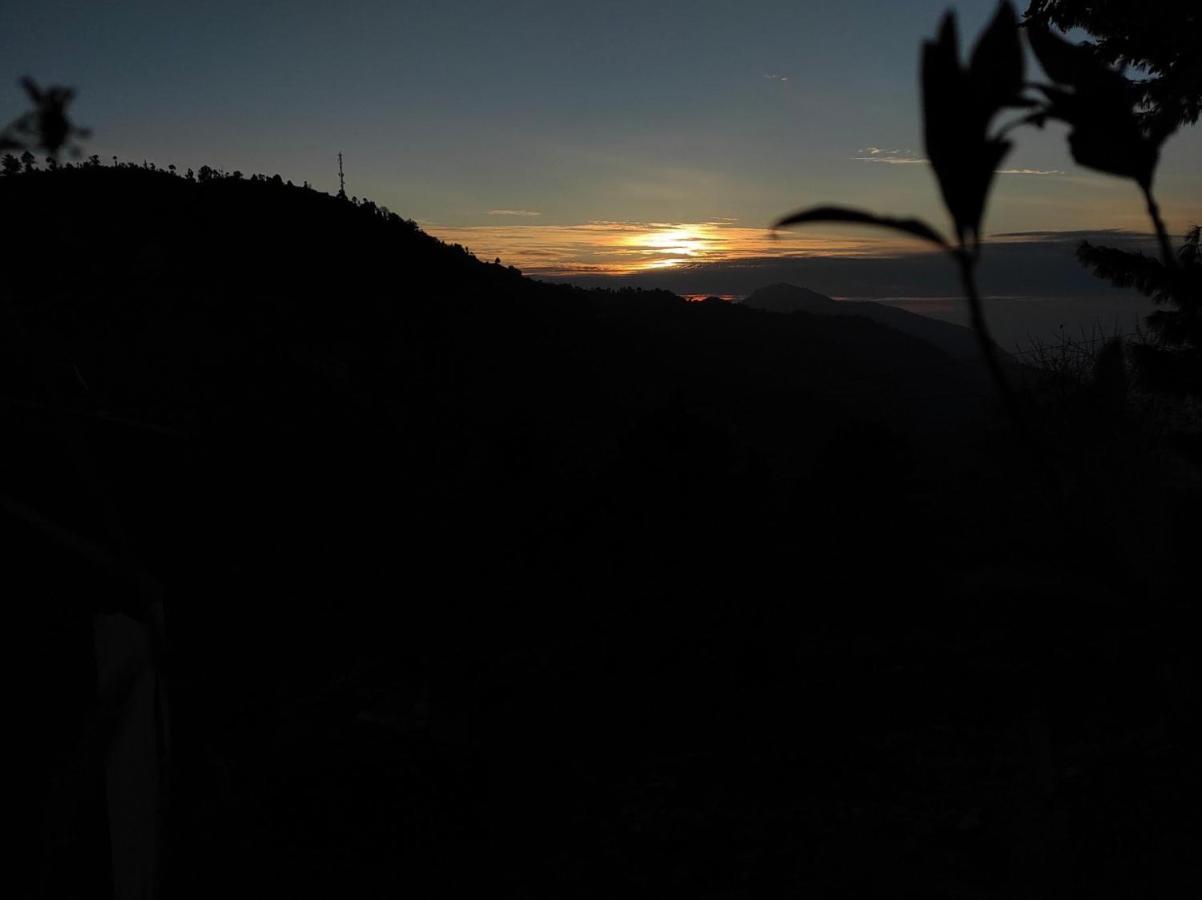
[7,162,1200,898]
[3,162,1003,623]
[743,282,989,364]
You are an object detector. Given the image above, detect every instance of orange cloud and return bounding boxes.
[422,219,921,277]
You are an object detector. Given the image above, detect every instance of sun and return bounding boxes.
[622,225,714,270]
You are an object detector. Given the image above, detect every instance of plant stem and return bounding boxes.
[1141,183,1176,270]
[958,252,1072,544]
[956,251,1026,438]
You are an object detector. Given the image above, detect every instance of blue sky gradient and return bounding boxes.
[3,1,1198,269]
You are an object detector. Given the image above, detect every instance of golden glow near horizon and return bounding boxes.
[626,226,710,263]
[424,219,922,277]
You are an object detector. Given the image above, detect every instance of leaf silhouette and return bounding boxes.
[1024,19,1093,87]
[921,13,963,176]
[1027,25,1171,186]
[774,205,949,249]
[970,2,1025,114]
[921,3,1023,247]
[1076,242,1176,303]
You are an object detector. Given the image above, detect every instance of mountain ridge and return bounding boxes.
[741,282,987,364]
[1,161,996,627]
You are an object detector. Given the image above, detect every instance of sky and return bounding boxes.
[2,0,1199,293]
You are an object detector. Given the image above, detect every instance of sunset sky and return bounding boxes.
[4,0,1199,287]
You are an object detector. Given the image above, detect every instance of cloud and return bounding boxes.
[425,221,1164,350]
[426,213,1160,293]
[762,72,790,82]
[853,147,927,165]
[486,208,541,217]
[990,228,1151,244]
[995,167,1066,176]
[552,229,1161,304]
[424,219,909,278]
[853,147,1065,175]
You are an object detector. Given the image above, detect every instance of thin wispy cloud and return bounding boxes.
[853,147,1064,175]
[486,208,542,217]
[762,72,790,82]
[853,147,927,164]
[995,167,1066,176]
[990,228,1152,243]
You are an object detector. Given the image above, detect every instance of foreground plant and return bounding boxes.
[778,0,1196,421]
[775,2,1029,427]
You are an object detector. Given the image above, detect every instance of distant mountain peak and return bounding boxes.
[742,283,838,313]
[743,282,988,364]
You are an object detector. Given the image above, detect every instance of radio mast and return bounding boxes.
[337,152,346,199]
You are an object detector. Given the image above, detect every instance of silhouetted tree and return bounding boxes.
[1023,16,1198,394]
[1,152,19,176]
[0,77,90,159]
[1077,227,1202,394]
[1024,0,1202,128]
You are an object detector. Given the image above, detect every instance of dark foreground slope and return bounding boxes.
[4,165,1199,898]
